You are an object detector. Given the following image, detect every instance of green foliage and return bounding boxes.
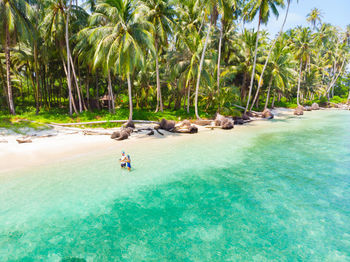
[330,96,347,104]
[0,0,349,120]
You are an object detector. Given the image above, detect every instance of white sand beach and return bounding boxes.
[0,108,330,174]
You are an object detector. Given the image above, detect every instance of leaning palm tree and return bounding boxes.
[0,0,31,115]
[88,0,154,120]
[41,0,88,115]
[243,0,284,113]
[250,0,295,111]
[140,0,175,113]
[194,0,219,119]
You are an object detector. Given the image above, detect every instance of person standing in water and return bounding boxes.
[119,151,127,168]
[126,155,131,171]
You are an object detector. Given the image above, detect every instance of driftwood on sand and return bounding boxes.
[16,137,32,144]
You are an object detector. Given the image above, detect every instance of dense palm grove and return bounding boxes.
[1,0,349,120]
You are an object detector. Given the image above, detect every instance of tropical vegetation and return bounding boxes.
[1,0,349,123]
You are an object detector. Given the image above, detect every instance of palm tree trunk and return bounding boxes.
[107,70,115,114]
[5,22,15,115]
[195,22,212,119]
[271,91,276,108]
[0,58,9,109]
[326,58,346,96]
[217,26,223,109]
[69,54,83,112]
[65,0,76,115]
[347,87,350,105]
[264,77,273,110]
[155,39,163,112]
[297,58,303,106]
[86,73,90,110]
[95,73,100,110]
[34,44,40,114]
[244,18,261,113]
[186,78,191,114]
[61,55,78,113]
[250,0,291,111]
[127,73,133,120]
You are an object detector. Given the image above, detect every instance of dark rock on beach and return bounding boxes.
[242,114,251,121]
[147,130,154,136]
[159,118,176,132]
[233,117,244,125]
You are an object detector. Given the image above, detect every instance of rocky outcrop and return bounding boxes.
[175,120,198,134]
[294,105,304,116]
[311,103,320,110]
[261,109,274,119]
[111,127,133,141]
[215,113,234,130]
[304,106,312,111]
[158,118,176,132]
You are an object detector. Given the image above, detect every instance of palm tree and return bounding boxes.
[307,8,322,30]
[250,0,295,111]
[216,0,240,109]
[140,0,175,113]
[194,0,219,119]
[264,38,295,109]
[292,26,313,106]
[0,0,31,115]
[88,0,154,120]
[175,0,203,113]
[41,0,84,115]
[243,0,284,113]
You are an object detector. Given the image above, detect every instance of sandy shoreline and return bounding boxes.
[1,107,345,174]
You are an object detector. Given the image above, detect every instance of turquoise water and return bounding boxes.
[1,111,350,261]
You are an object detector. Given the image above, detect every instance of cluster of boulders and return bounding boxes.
[294,103,320,116]
[214,114,234,129]
[110,119,199,141]
[154,119,198,134]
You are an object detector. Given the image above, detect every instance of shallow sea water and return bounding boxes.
[1,110,350,261]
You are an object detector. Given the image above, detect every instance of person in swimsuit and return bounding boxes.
[120,151,127,168]
[126,155,131,171]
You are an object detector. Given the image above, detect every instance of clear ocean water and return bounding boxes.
[1,110,350,261]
